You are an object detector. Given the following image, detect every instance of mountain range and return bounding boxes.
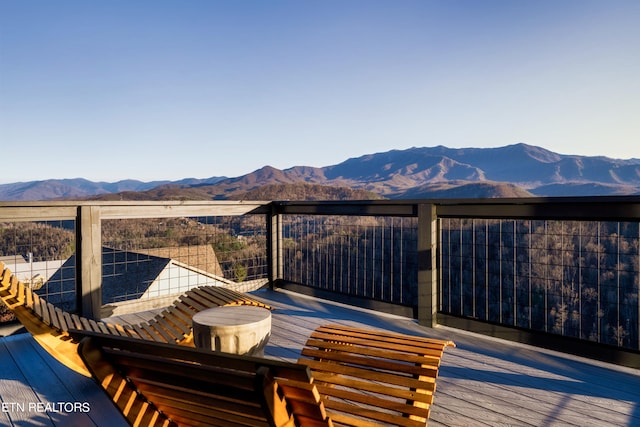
[1,143,639,201]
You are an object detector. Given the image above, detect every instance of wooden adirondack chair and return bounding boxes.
[299,324,455,427]
[0,261,271,376]
[73,330,334,427]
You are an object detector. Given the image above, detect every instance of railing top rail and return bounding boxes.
[271,200,418,217]
[99,201,270,219]
[0,200,271,208]
[0,200,271,221]
[3,195,640,221]
[273,196,640,221]
[434,195,640,221]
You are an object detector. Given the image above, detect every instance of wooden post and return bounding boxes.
[418,203,438,327]
[267,206,283,289]
[76,205,102,319]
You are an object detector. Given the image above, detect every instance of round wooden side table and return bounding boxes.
[192,305,271,356]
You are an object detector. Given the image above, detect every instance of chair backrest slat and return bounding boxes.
[299,324,454,427]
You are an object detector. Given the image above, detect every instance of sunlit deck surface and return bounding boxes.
[2,288,640,426]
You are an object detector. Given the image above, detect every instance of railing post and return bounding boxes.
[418,203,438,327]
[76,205,102,319]
[267,205,283,289]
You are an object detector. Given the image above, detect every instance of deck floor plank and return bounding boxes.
[0,337,59,427]
[439,335,640,426]
[432,352,622,426]
[426,389,519,427]
[0,335,131,427]
[4,334,100,426]
[0,338,56,427]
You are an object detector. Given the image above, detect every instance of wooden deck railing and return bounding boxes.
[2,196,640,366]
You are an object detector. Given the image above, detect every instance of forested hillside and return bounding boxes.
[235,183,384,201]
[440,219,639,349]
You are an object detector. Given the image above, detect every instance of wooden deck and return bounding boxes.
[256,289,640,427]
[2,288,640,426]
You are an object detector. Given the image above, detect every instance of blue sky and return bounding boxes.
[1,1,638,183]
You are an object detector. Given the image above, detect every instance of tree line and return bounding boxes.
[441,219,639,350]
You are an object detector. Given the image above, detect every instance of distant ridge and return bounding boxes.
[1,144,639,201]
[0,177,226,201]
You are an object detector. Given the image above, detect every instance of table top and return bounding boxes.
[192,305,271,327]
